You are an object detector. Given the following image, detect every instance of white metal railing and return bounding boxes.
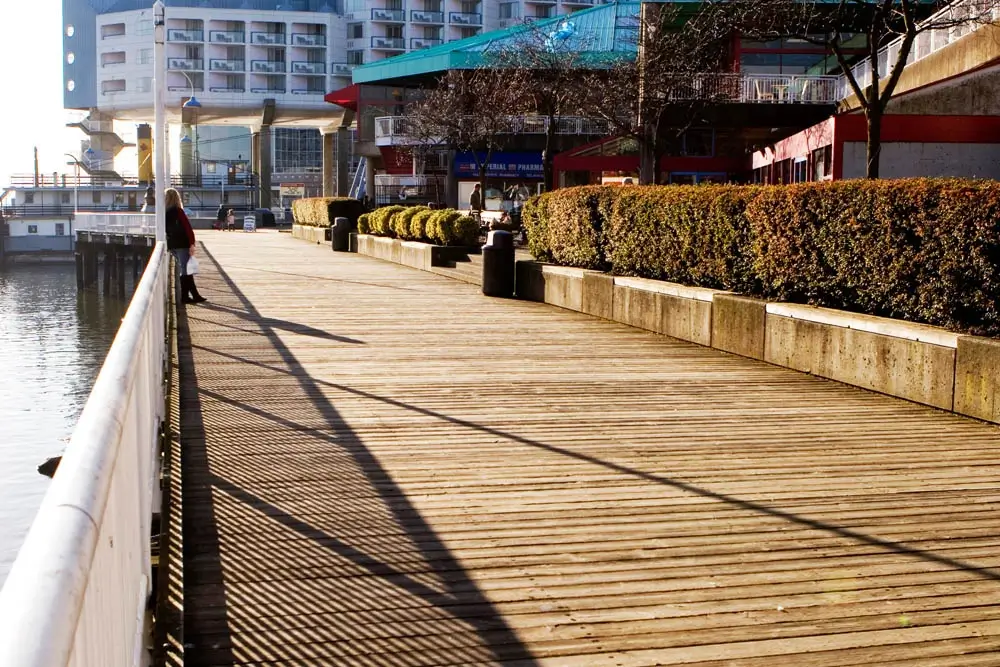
[374,115,614,142]
[75,213,156,237]
[0,242,169,667]
[838,0,1000,99]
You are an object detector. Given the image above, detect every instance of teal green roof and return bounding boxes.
[351,2,640,85]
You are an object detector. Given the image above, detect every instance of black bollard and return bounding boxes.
[481,230,515,298]
[331,216,351,252]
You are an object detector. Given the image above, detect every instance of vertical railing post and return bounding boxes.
[153,1,167,244]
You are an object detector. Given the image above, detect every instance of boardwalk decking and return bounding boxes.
[176,230,1000,667]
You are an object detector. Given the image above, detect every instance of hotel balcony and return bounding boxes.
[449,12,483,26]
[251,32,286,45]
[331,63,355,76]
[411,10,445,24]
[209,59,245,72]
[292,33,327,47]
[371,8,406,22]
[167,58,204,71]
[168,29,204,42]
[411,37,443,50]
[251,60,286,73]
[291,61,326,75]
[374,115,611,146]
[370,36,406,51]
[209,30,245,43]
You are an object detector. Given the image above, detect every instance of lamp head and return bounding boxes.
[183,96,202,108]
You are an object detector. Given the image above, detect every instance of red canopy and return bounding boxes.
[324,84,359,111]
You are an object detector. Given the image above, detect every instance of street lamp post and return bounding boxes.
[63,154,80,213]
[153,0,166,242]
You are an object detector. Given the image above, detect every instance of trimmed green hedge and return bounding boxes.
[361,205,480,247]
[527,181,1000,335]
[291,197,365,228]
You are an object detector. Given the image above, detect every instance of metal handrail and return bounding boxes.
[74,213,157,236]
[0,241,168,667]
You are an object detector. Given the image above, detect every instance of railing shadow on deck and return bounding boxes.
[177,246,540,665]
[191,248,1000,592]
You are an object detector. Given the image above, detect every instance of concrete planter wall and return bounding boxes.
[355,234,475,272]
[291,224,330,245]
[514,260,1000,425]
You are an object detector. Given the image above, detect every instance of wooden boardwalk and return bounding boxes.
[175,230,1000,667]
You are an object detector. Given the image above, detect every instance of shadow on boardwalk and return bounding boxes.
[178,246,539,666]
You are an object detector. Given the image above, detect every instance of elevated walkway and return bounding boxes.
[175,231,1000,666]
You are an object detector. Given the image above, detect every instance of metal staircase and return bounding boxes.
[349,157,367,200]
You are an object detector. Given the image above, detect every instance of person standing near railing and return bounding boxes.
[165,188,207,304]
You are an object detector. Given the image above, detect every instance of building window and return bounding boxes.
[137,48,153,65]
[499,3,517,19]
[61,192,71,204]
[27,225,38,234]
[811,145,832,180]
[92,190,102,204]
[56,223,66,236]
[23,192,34,204]
[273,128,322,174]
[136,19,153,36]
[792,157,808,183]
[349,23,363,39]
[347,51,364,65]
[136,77,152,93]
[101,23,126,39]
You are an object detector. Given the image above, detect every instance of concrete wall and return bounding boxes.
[291,224,329,245]
[842,141,1000,179]
[4,236,75,253]
[7,220,73,237]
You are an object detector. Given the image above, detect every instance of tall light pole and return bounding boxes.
[153,0,166,242]
[63,154,80,213]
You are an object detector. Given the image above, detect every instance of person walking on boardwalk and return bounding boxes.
[470,183,483,214]
[165,188,207,304]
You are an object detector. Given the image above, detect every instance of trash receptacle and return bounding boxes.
[481,230,515,298]
[331,216,351,252]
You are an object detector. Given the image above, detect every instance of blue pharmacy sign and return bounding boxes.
[454,152,544,180]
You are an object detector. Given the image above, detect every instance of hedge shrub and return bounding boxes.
[530,180,1000,335]
[360,206,480,247]
[291,197,365,228]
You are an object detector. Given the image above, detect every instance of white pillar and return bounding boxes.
[153,0,166,243]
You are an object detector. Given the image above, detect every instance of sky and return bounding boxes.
[0,0,82,187]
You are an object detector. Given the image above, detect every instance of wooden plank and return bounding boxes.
[180,231,1000,666]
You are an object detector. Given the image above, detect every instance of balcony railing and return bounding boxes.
[411,37,443,50]
[371,8,406,21]
[331,62,355,76]
[210,86,246,93]
[251,60,286,73]
[251,31,286,45]
[292,33,327,46]
[374,115,612,145]
[209,30,245,43]
[291,61,326,74]
[0,234,167,667]
[371,36,406,50]
[291,88,327,95]
[210,59,245,72]
[167,58,204,71]
[167,28,203,41]
[250,87,286,94]
[837,0,1000,100]
[411,10,445,23]
[449,11,483,25]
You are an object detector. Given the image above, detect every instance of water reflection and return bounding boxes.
[0,263,128,584]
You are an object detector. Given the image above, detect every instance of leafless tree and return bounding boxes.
[761,0,999,178]
[491,22,592,190]
[577,2,754,184]
[406,67,527,207]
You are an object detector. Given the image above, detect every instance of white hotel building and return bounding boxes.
[61,0,605,208]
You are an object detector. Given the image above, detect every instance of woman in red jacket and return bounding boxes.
[164,188,206,304]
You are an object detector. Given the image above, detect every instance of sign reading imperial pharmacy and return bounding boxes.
[280,183,306,198]
[454,152,544,180]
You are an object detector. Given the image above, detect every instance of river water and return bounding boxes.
[0,263,128,585]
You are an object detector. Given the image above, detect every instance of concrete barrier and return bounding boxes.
[582,273,614,320]
[291,224,329,245]
[954,336,1000,422]
[400,241,433,271]
[765,303,958,410]
[613,277,719,346]
[711,294,768,361]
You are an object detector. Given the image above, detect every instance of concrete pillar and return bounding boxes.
[102,247,112,295]
[321,130,336,197]
[251,131,260,209]
[116,248,126,298]
[258,125,272,210]
[180,123,195,179]
[75,252,84,289]
[335,127,351,197]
